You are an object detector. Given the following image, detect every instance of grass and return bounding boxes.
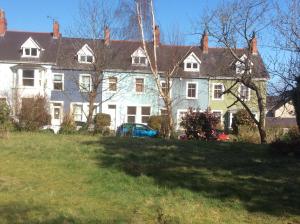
[0,133,300,223]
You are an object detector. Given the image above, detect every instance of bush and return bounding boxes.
[94,113,111,135]
[180,108,220,140]
[148,115,162,131]
[237,125,260,144]
[232,109,255,134]
[0,100,12,138]
[19,96,51,131]
[269,127,300,157]
[59,114,77,134]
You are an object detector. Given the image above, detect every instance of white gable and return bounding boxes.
[21,37,42,50]
[131,47,146,57]
[183,52,201,72]
[184,52,201,64]
[77,44,94,56]
[235,54,253,74]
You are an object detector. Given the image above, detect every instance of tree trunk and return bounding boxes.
[292,78,300,132]
[255,87,267,144]
[165,100,174,139]
[87,91,97,129]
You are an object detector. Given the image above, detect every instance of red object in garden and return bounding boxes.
[217,133,230,141]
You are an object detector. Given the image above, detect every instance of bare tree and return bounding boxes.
[271,0,300,131]
[202,0,271,143]
[66,0,125,128]
[135,0,191,138]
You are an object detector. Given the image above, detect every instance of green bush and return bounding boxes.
[59,114,77,134]
[236,125,260,144]
[148,115,162,131]
[94,113,111,135]
[232,109,255,134]
[0,101,12,138]
[19,96,51,131]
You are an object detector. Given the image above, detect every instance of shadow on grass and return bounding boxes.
[0,202,115,224]
[83,137,300,217]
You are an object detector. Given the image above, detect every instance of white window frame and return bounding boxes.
[53,73,64,91]
[78,55,94,64]
[176,109,188,130]
[72,103,84,122]
[79,74,92,92]
[132,56,148,66]
[160,80,172,98]
[108,77,117,92]
[186,82,198,99]
[212,83,224,101]
[212,110,223,123]
[239,84,251,101]
[22,69,35,87]
[183,52,201,72]
[141,106,151,124]
[127,106,137,123]
[135,78,145,93]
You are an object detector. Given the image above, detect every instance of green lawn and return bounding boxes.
[0,133,299,223]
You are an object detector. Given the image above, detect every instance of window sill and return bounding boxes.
[212,98,224,101]
[186,97,197,99]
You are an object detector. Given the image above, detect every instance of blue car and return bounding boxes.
[116,123,159,137]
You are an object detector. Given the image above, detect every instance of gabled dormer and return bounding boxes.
[235,54,253,74]
[131,47,148,66]
[21,37,43,58]
[77,44,94,64]
[183,52,201,72]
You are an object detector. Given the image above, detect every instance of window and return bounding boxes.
[108,77,117,92]
[53,103,62,120]
[73,104,83,121]
[135,78,144,93]
[177,110,187,129]
[22,70,34,87]
[160,81,171,97]
[141,106,151,123]
[53,74,63,91]
[186,83,197,98]
[183,53,201,72]
[23,48,38,57]
[186,63,191,68]
[80,75,91,92]
[240,85,250,101]
[132,56,147,66]
[160,109,168,116]
[127,106,136,123]
[78,55,94,63]
[212,111,222,123]
[213,84,224,100]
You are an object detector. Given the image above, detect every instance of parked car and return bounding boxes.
[116,123,159,137]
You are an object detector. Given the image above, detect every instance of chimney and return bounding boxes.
[154,25,160,47]
[250,32,258,55]
[201,30,208,54]
[104,26,110,46]
[0,9,7,36]
[53,21,60,39]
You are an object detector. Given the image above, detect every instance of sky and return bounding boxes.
[0,0,285,86]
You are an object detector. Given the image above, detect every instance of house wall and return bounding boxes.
[101,71,159,130]
[274,101,295,118]
[209,79,267,128]
[0,63,14,105]
[169,78,209,129]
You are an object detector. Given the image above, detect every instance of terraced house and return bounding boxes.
[0,9,268,132]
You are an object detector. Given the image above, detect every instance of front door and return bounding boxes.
[108,104,116,130]
[52,103,63,126]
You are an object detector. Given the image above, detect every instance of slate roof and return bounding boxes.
[0,31,269,79]
[0,31,60,64]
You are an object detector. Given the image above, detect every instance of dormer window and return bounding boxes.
[235,54,253,74]
[21,37,42,58]
[77,44,94,64]
[131,47,148,66]
[183,52,201,72]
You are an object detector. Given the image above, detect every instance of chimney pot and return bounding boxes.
[53,21,60,39]
[0,9,7,36]
[154,25,160,47]
[201,30,208,54]
[104,26,110,46]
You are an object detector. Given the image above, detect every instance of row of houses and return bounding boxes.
[0,9,269,132]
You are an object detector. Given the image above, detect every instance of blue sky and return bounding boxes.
[1,0,218,44]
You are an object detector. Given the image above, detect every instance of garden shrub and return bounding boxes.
[148,115,162,131]
[0,100,12,138]
[94,113,111,135]
[59,113,77,134]
[19,96,51,131]
[270,127,300,157]
[180,108,220,140]
[237,125,260,144]
[232,109,255,134]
